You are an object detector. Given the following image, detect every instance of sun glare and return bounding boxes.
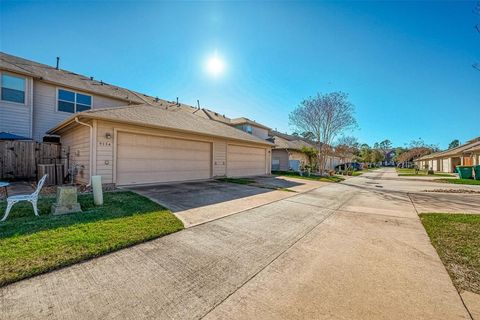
[205,52,225,76]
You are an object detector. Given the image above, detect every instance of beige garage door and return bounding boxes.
[116,132,211,185]
[227,144,266,177]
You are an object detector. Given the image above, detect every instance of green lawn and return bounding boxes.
[396,168,455,177]
[0,191,183,286]
[272,171,344,182]
[435,178,480,185]
[420,213,480,294]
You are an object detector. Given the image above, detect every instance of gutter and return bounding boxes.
[63,115,273,147]
[74,117,93,186]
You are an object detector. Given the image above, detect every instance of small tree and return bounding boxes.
[289,92,357,175]
[300,146,318,171]
[335,136,359,168]
[448,139,460,149]
[357,144,372,165]
[369,149,385,166]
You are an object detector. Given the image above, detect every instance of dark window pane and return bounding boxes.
[58,100,75,113]
[76,93,91,106]
[58,89,75,102]
[2,74,25,91]
[76,104,91,112]
[1,88,25,103]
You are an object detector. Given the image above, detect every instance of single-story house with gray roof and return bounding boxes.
[48,104,273,186]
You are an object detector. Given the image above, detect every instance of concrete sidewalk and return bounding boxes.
[0,169,472,319]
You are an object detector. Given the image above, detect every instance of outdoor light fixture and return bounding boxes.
[105,133,112,139]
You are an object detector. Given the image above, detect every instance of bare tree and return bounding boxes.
[335,136,359,167]
[289,92,358,174]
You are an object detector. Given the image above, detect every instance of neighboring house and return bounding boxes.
[47,104,273,185]
[268,131,342,172]
[415,137,480,172]
[381,149,396,166]
[269,132,314,171]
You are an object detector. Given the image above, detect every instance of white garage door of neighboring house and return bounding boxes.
[442,158,450,173]
[227,145,266,177]
[116,132,212,185]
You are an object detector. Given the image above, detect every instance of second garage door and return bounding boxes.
[227,144,266,177]
[116,132,212,185]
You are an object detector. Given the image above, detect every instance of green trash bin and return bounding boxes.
[474,165,480,180]
[456,166,473,179]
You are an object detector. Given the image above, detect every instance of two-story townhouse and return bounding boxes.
[0,52,157,141]
[1,52,273,185]
[199,109,271,140]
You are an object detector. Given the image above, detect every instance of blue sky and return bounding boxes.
[1,1,479,149]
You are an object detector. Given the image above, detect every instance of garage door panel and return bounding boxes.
[118,147,210,161]
[117,132,211,185]
[227,145,266,177]
[118,159,211,172]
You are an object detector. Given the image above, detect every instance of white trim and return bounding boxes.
[0,71,28,106]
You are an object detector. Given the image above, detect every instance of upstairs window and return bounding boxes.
[235,124,253,135]
[58,89,92,113]
[1,74,26,104]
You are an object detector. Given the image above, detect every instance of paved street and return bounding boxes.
[0,168,476,319]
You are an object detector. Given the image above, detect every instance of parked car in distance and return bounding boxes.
[335,162,362,172]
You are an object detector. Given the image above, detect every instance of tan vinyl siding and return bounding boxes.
[60,124,90,184]
[32,81,129,141]
[251,126,269,140]
[325,156,341,170]
[213,139,227,176]
[95,121,115,183]
[289,150,309,166]
[0,71,33,138]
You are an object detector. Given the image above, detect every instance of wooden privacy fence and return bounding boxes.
[0,141,62,180]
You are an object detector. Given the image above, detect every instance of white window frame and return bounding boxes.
[0,72,27,106]
[56,88,93,113]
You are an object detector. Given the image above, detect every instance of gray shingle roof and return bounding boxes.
[48,104,273,146]
[270,134,315,150]
[0,52,149,103]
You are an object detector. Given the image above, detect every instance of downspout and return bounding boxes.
[29,77,34,139]
[75,117,93,186]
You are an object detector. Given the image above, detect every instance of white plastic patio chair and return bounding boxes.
[1,174,48,222]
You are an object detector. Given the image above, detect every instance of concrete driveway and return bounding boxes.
[126,177,328,227]
[1,168,474,319]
